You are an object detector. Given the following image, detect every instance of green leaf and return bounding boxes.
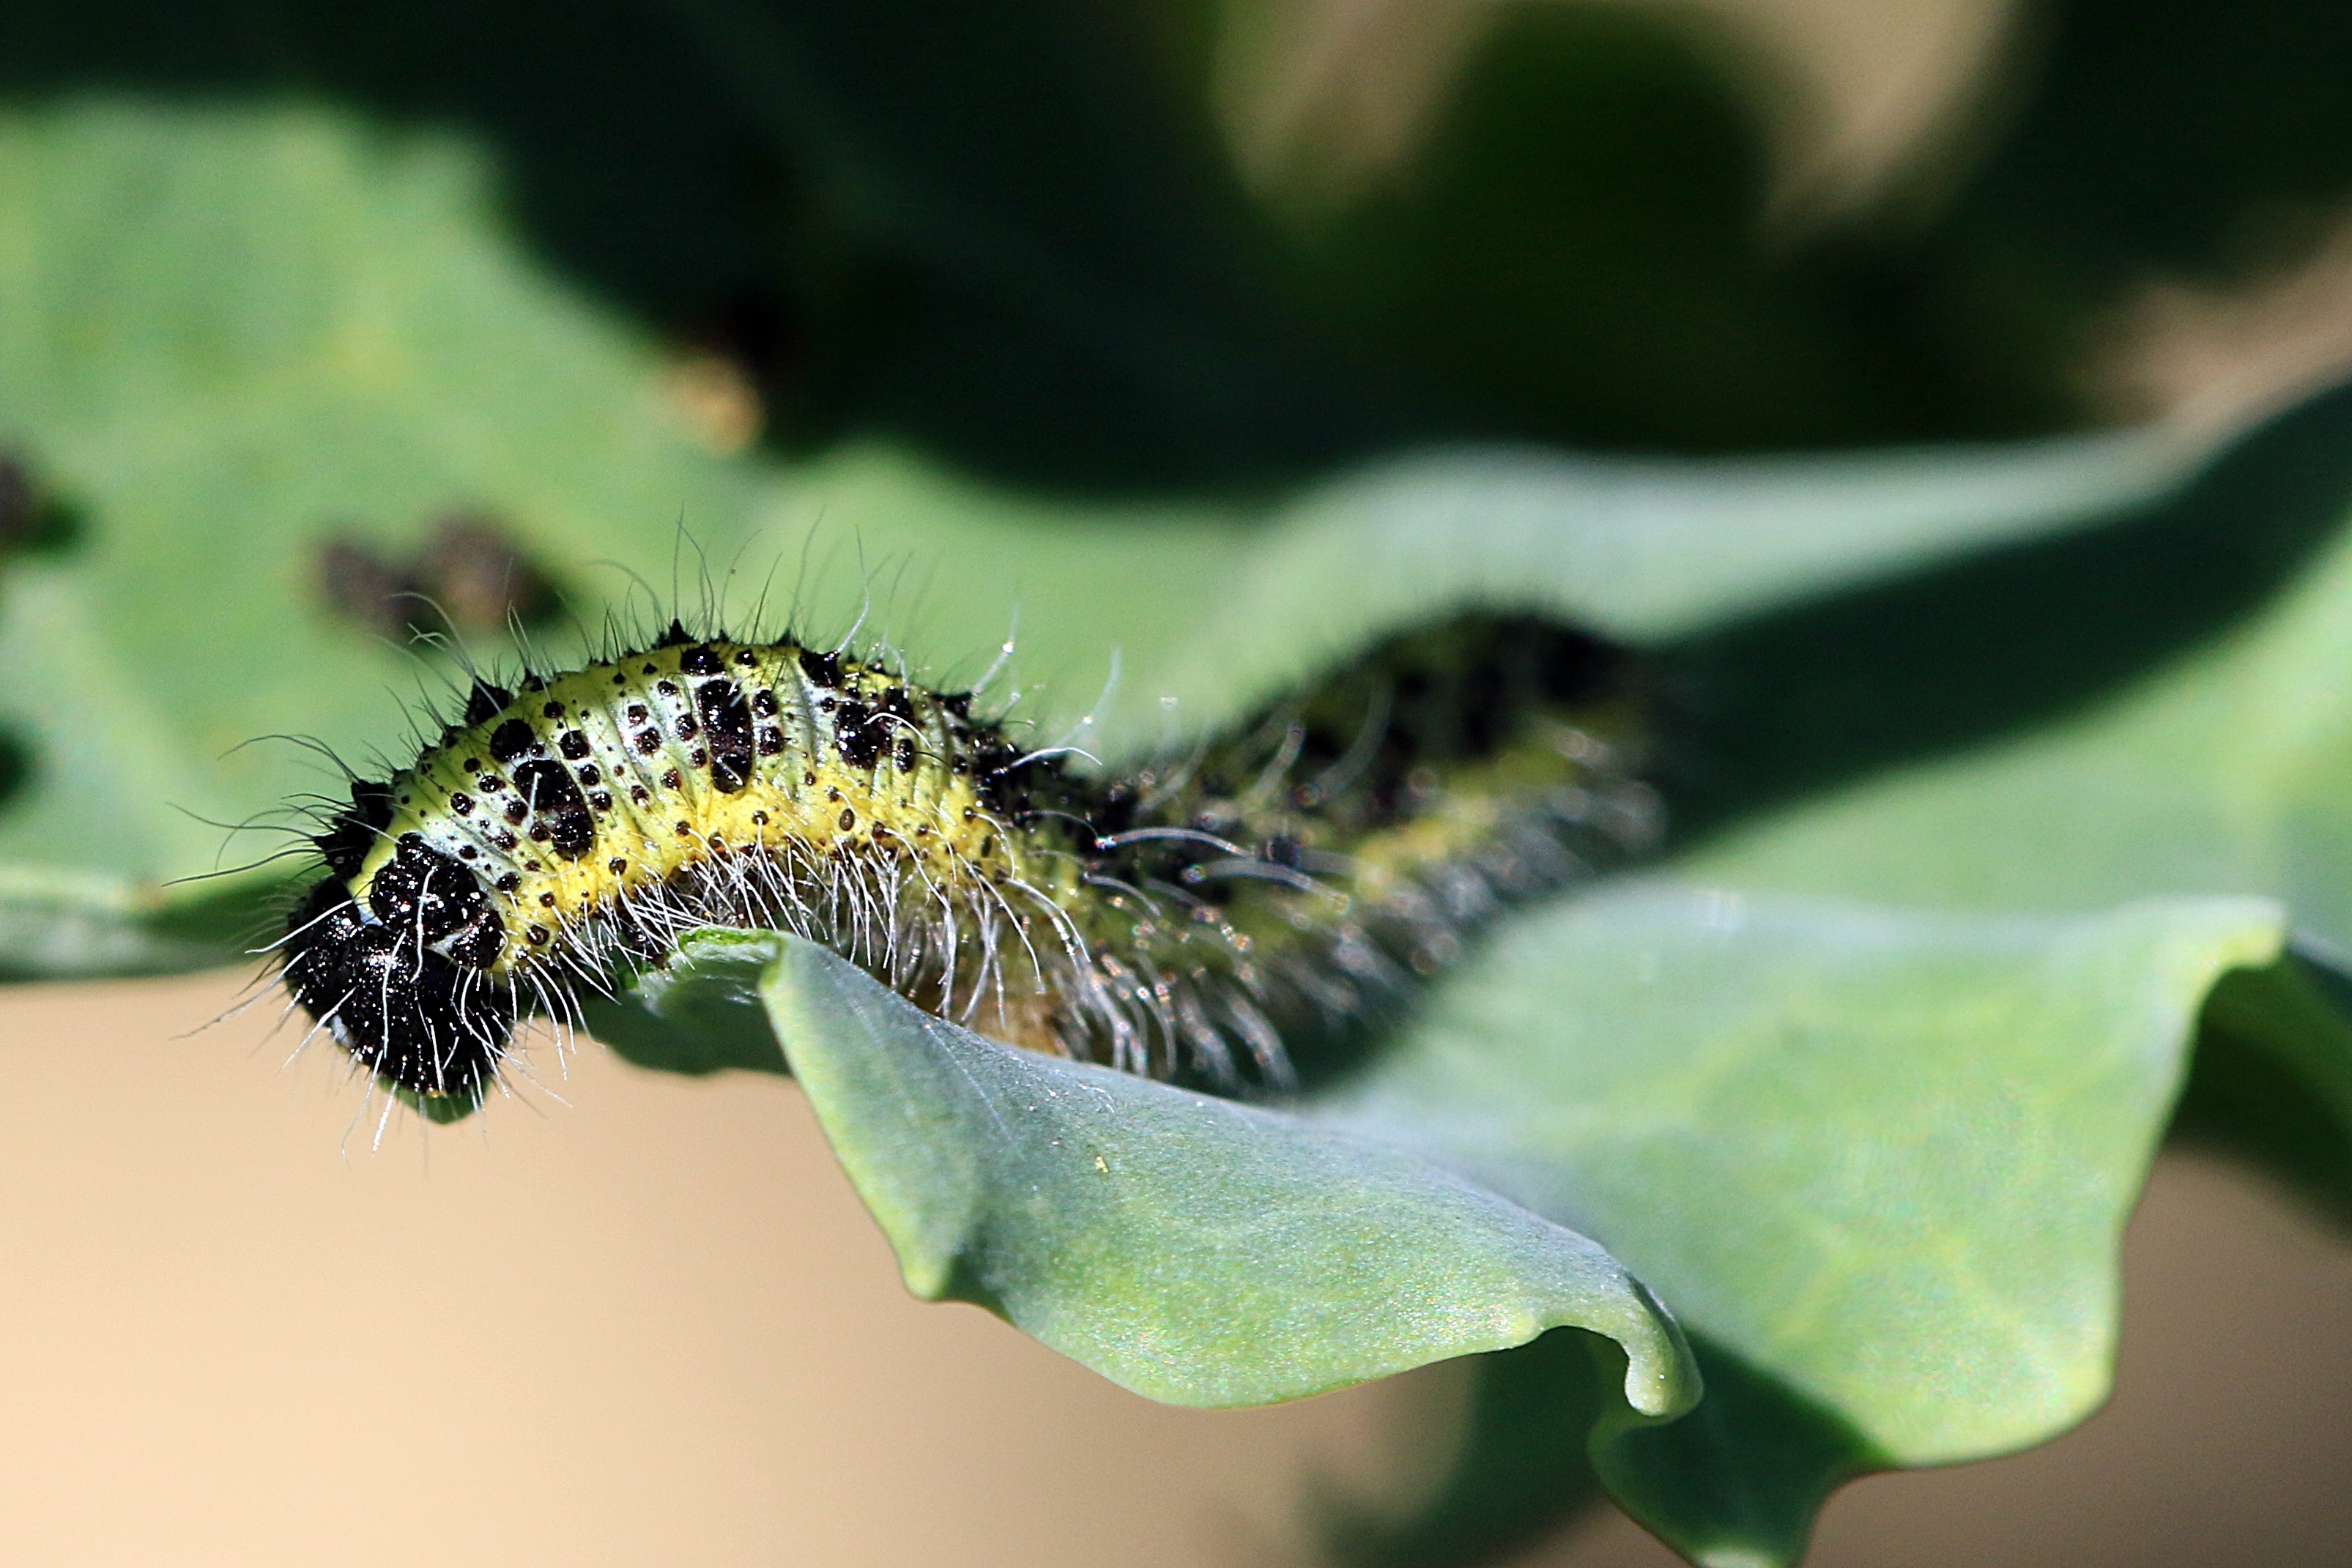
[1110,427,2199,726]
[746,929,1697,1415]
[576,931,789,1080]
[1310,883,2283,1562]
[1677,410,2352,954]
[580,889,2282,1564]
[1591,1336,1872,1568]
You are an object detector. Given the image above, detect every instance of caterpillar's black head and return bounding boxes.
[281,839,517,1103]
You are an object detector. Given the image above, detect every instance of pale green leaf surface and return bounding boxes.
[763,427,2211,749]
[746,930,1697,1413]
[1318,883,2282,1460]
[1684,510,2352,952]
[1309,884,2283,1559]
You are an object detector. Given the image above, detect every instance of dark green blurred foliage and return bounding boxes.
[1959,0,2352,279]
[14,0,2352,484]
[660,0,1395,483]
[0,0,1398,487]
[2175,952,2352,1227]
[0,1,798,371]
[1335,1329,1624,1568]
[1268,5,2072,453]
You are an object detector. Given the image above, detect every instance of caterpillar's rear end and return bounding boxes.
[1050,617,1657,1085]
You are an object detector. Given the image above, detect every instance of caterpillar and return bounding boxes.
[276,614,1660,1112]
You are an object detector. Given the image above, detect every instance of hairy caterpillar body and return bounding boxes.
[279,617,1658,1110]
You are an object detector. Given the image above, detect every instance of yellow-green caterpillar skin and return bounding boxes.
[350,639,1024,982]
[280,617,1656,1108]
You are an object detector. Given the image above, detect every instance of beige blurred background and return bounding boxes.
[2,970,2351,1567]
[12,1,2352,1564]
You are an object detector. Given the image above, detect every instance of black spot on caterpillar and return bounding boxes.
[275,614,1660,1111]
